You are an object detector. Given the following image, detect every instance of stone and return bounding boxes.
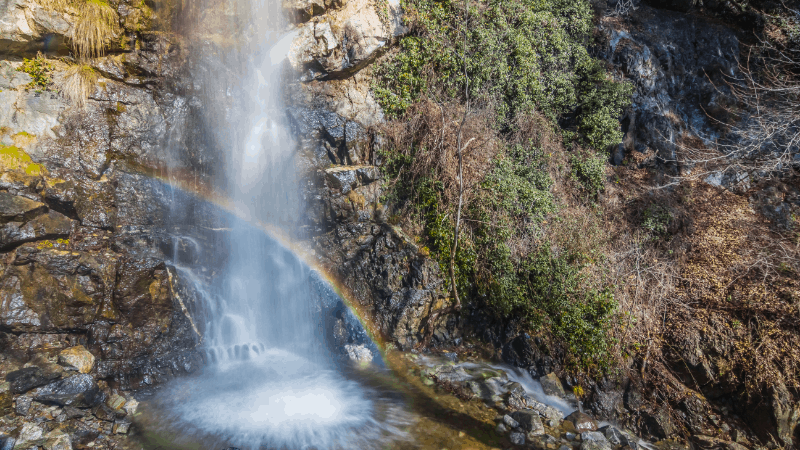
[5,367,58,394]
[15,395,32,416]
[580,431,612,450]
[0,434,15,450]
[511,409,545,434]
[0,192,46,222]
[16,423,44,448]
[0,390,11,416]
[565,432,577,440]
[106,394,126,411]
[509,431,526,445]
[58,346,95,374]
[565,411,598,433]
[63,406,87,419]
[344,344,373,363]
[505,381,525,396]
[503,414,520,429]
[496,422,507,434]
[43,431,72,450]
[540,373,565,397]
[113,420,131,434]
[0,209,73,250]
[33,374,104,408]
[599,426,629,447]
[559,446,571,450]
[435,365,471,383]
[468,377,507,401]
[123,398,139,415]
[94,403,121,421]
[524,396,563,421]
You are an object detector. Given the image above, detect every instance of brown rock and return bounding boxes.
[565,411,598,433]
[58,346,95,374]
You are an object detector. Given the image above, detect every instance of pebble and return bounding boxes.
[496,423,507,434]
[503,414,520,429]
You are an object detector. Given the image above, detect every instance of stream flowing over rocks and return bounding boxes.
[1,0,798,448]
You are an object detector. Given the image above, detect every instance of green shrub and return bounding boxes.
[18,55,53,91]
[570,150,607,197]
[374,0,631,142]
[641,204,672,237]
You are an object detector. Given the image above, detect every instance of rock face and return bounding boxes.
[596,3,740,173]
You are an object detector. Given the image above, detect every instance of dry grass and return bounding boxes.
[55,64,98,107]
[72,0,118,60]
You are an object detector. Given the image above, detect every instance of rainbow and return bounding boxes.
[126,161,390,358]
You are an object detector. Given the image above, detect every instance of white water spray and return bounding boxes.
[141,2,409,448]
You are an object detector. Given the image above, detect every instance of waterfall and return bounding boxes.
[141,1,408,448]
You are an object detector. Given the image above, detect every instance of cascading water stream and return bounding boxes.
[138,1,409,448]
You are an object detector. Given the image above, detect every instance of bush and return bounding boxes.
[570,150,607,197]
[18,54,53,92]
[374,0,631,144]
[641,204,672,237]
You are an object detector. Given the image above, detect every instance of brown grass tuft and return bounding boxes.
[55,64,98,107]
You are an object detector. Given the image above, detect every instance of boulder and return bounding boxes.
[58,346,95,374]
[600,425,630,447]
[15,423,45,449]
[33,374,104,407]
[0,192,46,222]
[581,431,612,450]
[503,414,520,429]
[15,395,32,415]
[566,411,598,432]
[540,372,565,397]
[434,365,471,383]
[509,431,525,445]
[0,209,73,250]
[511,409,545,435]
[0,0,72,55]
[5,366,59,394]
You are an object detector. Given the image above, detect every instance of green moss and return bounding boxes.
[0,145,45,176]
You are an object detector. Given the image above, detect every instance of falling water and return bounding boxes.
[139,1,409,448]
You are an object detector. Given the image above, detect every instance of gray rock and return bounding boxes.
[509,431,526,445]
[0,434,15,450]
[504,381,525,396]
[580,431,612,450]
[0,209,73,250]
[599,425,629,446]
[15,423,44,449]
[15,395,32,416]
[558,446,572,450]
[540,372,565,397]
[5,367,59,394]
[566,411,598,432]
[467,376,507,400]
[565,431,577,440]
[511,409,544,434]
[503,414,520,429]
[33,374,104,407]
[496,422,507,434]
[524,396,563,421]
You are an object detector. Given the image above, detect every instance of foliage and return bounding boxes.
[570,150,607,197]
[373,0,631,146]
[641,204,672,237]
[18,54,53,92]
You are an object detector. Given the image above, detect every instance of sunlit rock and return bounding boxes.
[58,346,95,374]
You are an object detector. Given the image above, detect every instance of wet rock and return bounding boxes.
[344,343,373,363]
[33,374,104,407]
[566,411,598,432]
[0,192,46,222]
[503,414,520,429]
[511,409,545,434]
[63,405,87,419]
[58,346,95,374]
[44,430,72,450]
[113,419,131,434]
[123,397,138,415]
[5,366,58,394]
[16,423,45,449]
[15,395,32,415]
[509,431,526,445]
[599,425,629,447]
[434,365,471,383]
[0,209,74,250]
[521,395,563,421]
[468,377,506,401]
[581,431,612,450]
[106,393,126,411]
[0,434,15,450]
[94,403,124,421]
[540,372,565,397]
[0,388,11,416]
